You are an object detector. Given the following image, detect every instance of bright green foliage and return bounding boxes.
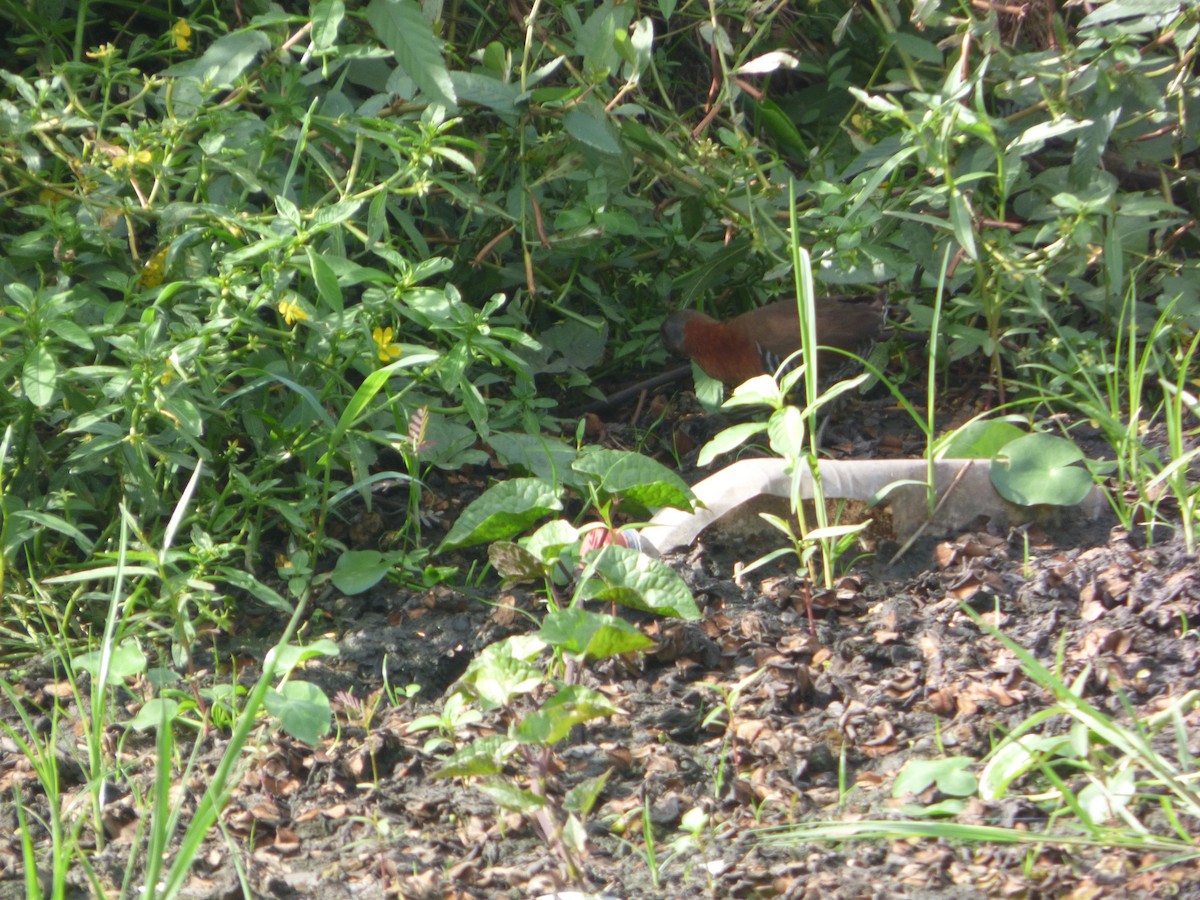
[992,432,1095,507]
[1,0,1198,890]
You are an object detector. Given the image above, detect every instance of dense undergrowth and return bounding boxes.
[0,0,1198,895]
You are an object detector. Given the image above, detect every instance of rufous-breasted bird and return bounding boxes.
[661,294,888,387]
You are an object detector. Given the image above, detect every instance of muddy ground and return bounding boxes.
[3,389,1199,899]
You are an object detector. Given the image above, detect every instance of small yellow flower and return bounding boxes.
[86,43,116,60]
[373,327,402,363]
[278,299,308,326]
[171,19,192,52]
[110,148,152,170]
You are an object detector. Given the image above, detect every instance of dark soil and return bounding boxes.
[4,391,1200,899]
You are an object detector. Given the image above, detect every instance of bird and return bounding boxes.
[661,294,888,387]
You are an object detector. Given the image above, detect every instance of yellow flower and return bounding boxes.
[278,299,308,326]
[110,148,152,170]
[171,19,192,52]
[373,327,402,363]
[86,43,116,60]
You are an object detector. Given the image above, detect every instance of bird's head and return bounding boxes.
[661,309,716,357]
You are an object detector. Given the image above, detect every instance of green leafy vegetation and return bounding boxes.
[1,0,1197,893]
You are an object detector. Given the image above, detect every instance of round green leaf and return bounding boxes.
[992,433,1094,506]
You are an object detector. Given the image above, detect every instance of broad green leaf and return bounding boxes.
[311,0,345,50]
[539,608,654,659]
[366,0,456,108]
[937,419,1025,459]
[524,519,580,564]
[22,344,56,407]
[767,406,806,460]
[488,540,546,583]
[564,105,622,155]
[127,698,182,732]
[565,769,611,817]
[579,544,700,619]
[438,478,562,551]
[273,640,341,679]
[454,635,547,709]
[266,681,332,745]
[73,642,147,686]
[165,31,272,86]
[331,549,402,594]
[514,685,620,745]
[476,780,544,813]
[162,396,203,438]
[487,431,578,483]
[572,448,695,510]
[893,757,978,799]
[51,318,93,350]
[434,735,516,777]
[948,191,977,261]
[1079,0,1182,28]
[450,71,523,115]
[992,433,1094,506]
[890,32,944,64]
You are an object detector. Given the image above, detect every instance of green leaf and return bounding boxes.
[992,433,1094,506]
[454,635,547,709]
[311,0,346,51]
[893,757,978,799]
[165,31,272,86]
[488,540,546,584]
[697,421,766,466]
[572,448,695,510]
[937,419,1025,459]
[767,406,806,460]
[579,544,700,619]
[162,396,203,438]
[433,735,516,777]
[450,71,523,115]
[565,769,611,818]
[73,642,147,686]
[524,519,580,565]
[11,510,94,553]
[327,356,434,453]
[514,685,620,745]
[331,549,402,594]
[22,344,56,407]
[127,698,182,733]
[273,640,341,681]
[366,0,457,108]
[564,105,622,155]
[1079,0,1182,29]
[487,432,578,484]
[437,478,563,551]
[217,567,293,613]
[948,191,977,261]
[307,248,343,311]
[979,734,1073,801]
[540,607,655,660]
[476,780,545,813]
[266,681,332,746]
